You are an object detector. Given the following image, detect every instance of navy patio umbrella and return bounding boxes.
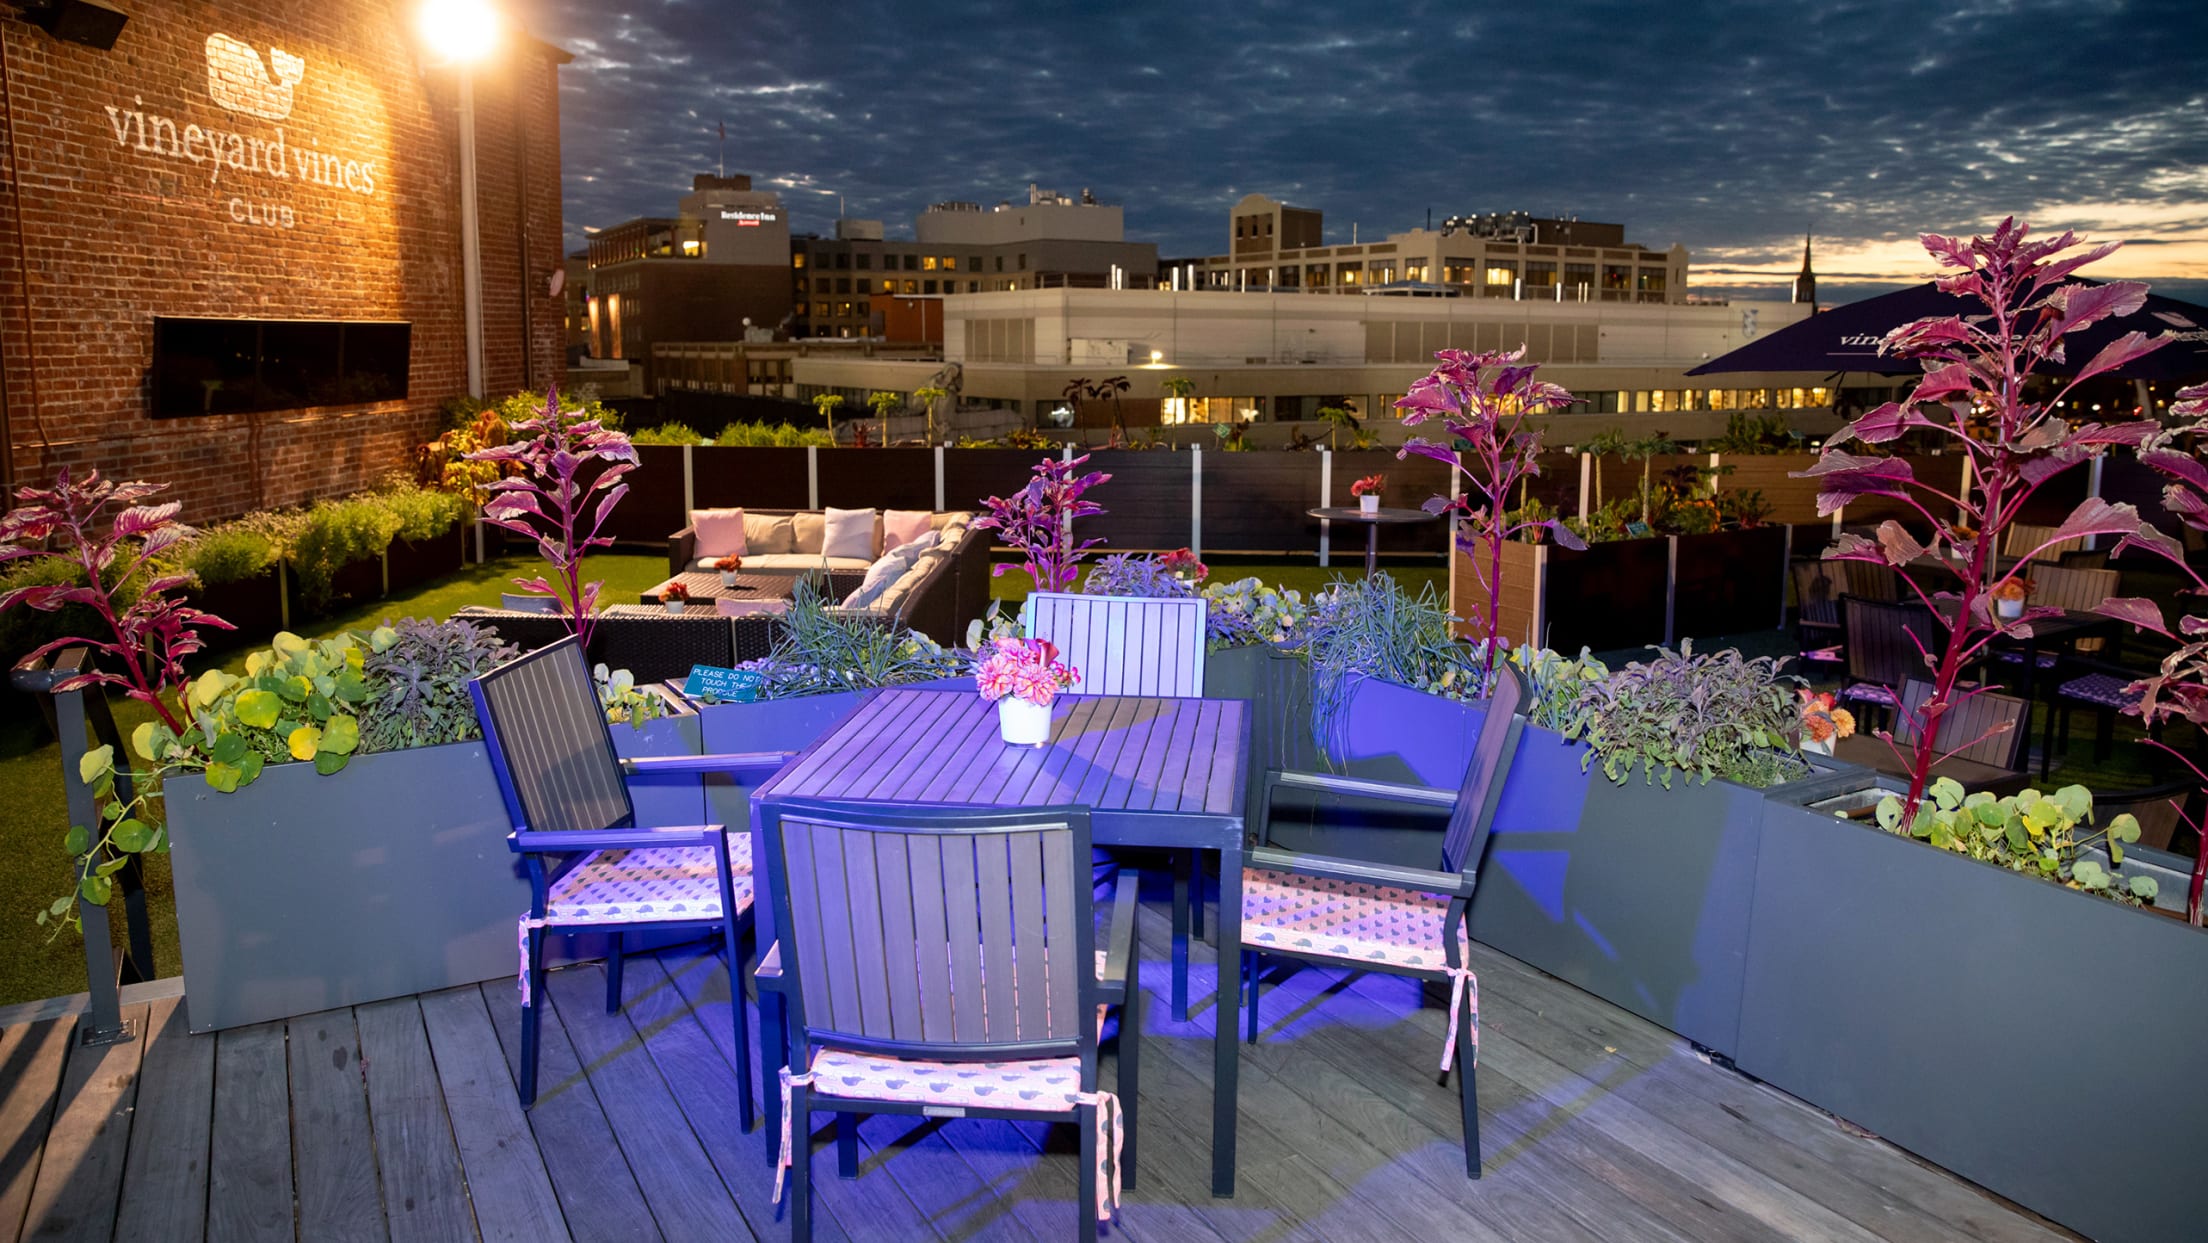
[1687,279,2208,381]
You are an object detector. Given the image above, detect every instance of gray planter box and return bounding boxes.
[1737,775,2208,1243]
[1263,675,1485,868]
[1469,726,1846,1056]
[1203,646,1314,823]
[167,740,526,1033]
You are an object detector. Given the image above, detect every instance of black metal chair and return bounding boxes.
[469,636,795,1121]
[1840,596,1940,731]
[756,799,1139,1243]
[1238,663,1530,1179]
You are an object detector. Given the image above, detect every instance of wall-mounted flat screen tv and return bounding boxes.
[151,318,411,417]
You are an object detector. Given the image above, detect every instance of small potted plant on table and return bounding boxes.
[1992,576,2031,620]
[662,581,690,613]
[976,636,1078,745]
[1351,473,1385,515]
[712,554,744,588]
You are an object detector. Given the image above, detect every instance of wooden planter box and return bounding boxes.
[1737,774,2208,1243]
[166,715,701,1033]
[1469,725,1853,1056]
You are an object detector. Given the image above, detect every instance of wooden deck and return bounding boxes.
[0,903,2077,1243]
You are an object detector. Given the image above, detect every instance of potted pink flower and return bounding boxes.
[975,636,1079,745]
[1351,473,1386,515]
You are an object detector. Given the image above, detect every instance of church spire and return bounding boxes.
[1792,231,1817,308]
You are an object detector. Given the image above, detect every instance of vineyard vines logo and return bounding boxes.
[205,33,304,122]
[1837,333,1884,347]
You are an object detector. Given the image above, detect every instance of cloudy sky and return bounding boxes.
[521,0,2208,306]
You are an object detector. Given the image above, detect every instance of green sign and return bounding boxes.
[683,665,764,703]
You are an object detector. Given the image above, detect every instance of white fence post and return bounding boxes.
[806,445,820,510]
[1190,445,1203,558]
[682,444,696,518]
[2084,455,2106,550]
[934,446,947,513]
[1318,448,1333,567]
[1578,452,1592,522]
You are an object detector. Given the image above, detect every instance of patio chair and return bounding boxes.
[2026,565,2120,654]
[1024,590,1212,1019]
[470,636,797,1121]
[758,799,1139,1243]
[1239,662,1530,1179]
[1840,596,1939,731]
[1840,678,2031,795]
[2037,654,2164,779]
[2091,781,2200,853]
[2058,548,2112,571]
[2004,522,2085,565]
[500,592,558,613]
[1790,559,1849,666]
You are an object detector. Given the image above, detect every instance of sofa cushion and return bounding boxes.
[883,509,935,553]
[875,557,939,618]
[822,507,877,560]
[791,511,825,554]
[691,552,871,573]
[691,508,748,559]
[743,511,796,555]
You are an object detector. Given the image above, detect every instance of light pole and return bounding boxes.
[418,0,502,400]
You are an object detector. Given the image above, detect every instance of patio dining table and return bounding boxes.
[752,686,1253,1196]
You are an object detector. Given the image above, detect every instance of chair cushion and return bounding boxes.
[545,844,751,923]
[802,1047,1090,1110]
[843,547,918,610]
[1240,866,1467,972]
[1802,645,1844,664]
[883,509,935,553]
[1842,683,1897,707]
[691,508,748,559]
[1993,649,2059,669]
[2058,672,2139,709]
[822,507,878,560]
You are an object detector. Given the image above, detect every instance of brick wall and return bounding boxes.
[0,2,566,520]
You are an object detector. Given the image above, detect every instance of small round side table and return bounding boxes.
[1307,506,1442,576]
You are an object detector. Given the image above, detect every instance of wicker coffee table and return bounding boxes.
[640,572,798,608]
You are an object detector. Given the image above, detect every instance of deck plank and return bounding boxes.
[0,1016,72,1243]
[208,1020,295,1243]
[481,977,661,1242]
[288,1008,386,1243]
[415,988,569,1243]
[543,966,752,1243]
[113,996,213,1243]
[355,998,480,1243]
[17,1003,149,1243]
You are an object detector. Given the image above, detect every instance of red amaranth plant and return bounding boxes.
[972,453,1111,593]
[0,469,231,735]
[1797,219,2180,828]
[2118,380,2208,923]
[1395,346,1584,692]
[465,384,637,651]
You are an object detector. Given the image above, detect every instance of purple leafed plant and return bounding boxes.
[1796,219,2180,826]
[1394,346,1584,692]
[972,454,1111,594]
[2116,380,2208,923]
[464,384,638,651]
[0,469,231,735]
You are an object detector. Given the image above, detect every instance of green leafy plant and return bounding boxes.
[597,664,672,725]
[1507,645,1610,734]
[1875,780,2157,905]
[1562,641,1810,789]
[630,422,707,446]
[913,386,949,446]
[288,495,401,610]
[357,617,518,752]
[166,524,278,587]
[1717,488,1774,529]
[1201,576,1308,651]
[1621,431,1680,526]
[1705,412,1796,455]
[711,421,835,448]
[372,480,471,544]
[813,393,845,441]
[172,630,381,789]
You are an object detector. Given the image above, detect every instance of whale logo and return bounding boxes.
[205,33,305,122]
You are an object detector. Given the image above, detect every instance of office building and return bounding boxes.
[583,174,794,382]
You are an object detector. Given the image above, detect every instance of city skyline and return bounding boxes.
[525,0,2208,305]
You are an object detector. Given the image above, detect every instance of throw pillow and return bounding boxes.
[821,507,877,560]
[882,509,934,553]
[742,511,796,555]
[790,511,826,554]
[691,508,747,559]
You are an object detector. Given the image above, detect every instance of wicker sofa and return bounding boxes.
[667,507,990,646]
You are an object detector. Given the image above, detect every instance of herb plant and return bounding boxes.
[1303,574,1481,759]
[1084,552,1197,599]
[740,578,964,699]
[1562,641,1809,789]
[358,617,519,752]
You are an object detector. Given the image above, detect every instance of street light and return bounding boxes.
[419,0,502,399]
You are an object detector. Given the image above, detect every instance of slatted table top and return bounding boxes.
[759,688,1249,821]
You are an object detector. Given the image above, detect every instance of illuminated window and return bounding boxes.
[793,253,806,269]
[922,256,939,271]
[903,280,918,294]
[943,256,958,271]
[1404,262,1428,282]
[881,279,894,293]
[1485,263,1516,286]
[1339,267,1360,286]
[814,301,829,317]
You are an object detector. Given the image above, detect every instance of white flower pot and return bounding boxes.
[1996,598,2024,620]
[664,599,686,614]
[719,571,739,587]
[1359,494,1380,515]
[997,696,1053,746]
[1802,736,1835,757]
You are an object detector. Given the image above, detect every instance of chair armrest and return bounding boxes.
[669,526,697,578]
[1268,768,1458,808]
[755,940,788,992]
[1100,868,1141,987]
[621,751,797,776]
[510,825,723,854]
[1248,845,1472,899]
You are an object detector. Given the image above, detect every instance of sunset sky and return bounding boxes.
[524,0,2208,305]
